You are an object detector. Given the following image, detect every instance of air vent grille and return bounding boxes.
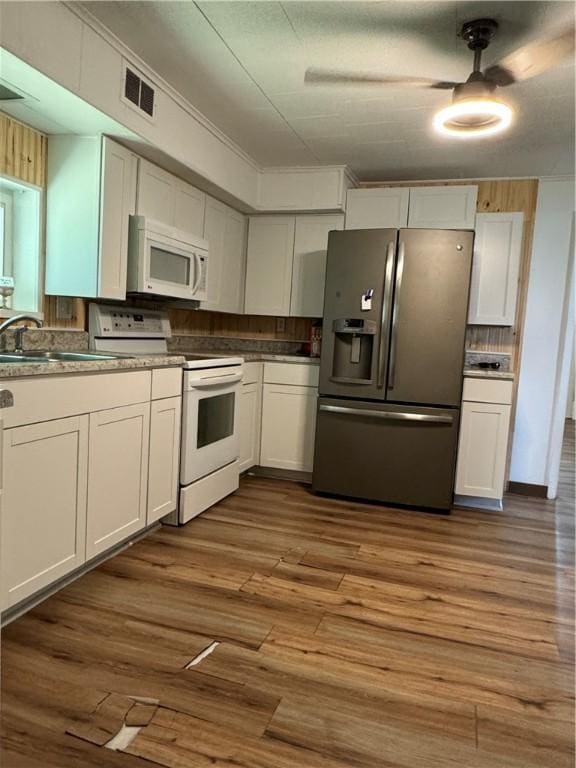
[124,67,141,107]
[139,80,155,116]
[123,65,155,118]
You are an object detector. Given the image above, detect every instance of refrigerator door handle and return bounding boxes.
[319,404,453,424]
[388,240,405,390]
[377,240,396,388]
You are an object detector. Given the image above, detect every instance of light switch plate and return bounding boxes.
[56,296,73,320]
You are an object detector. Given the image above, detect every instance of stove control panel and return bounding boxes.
[89,303,171,340]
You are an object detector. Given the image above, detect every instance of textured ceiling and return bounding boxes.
[82,1,575,180]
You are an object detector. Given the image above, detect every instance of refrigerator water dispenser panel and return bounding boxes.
[331,319,376,385]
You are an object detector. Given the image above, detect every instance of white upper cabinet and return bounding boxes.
[136,158,206,238]
[291,215,344,317]
[136,159,175,225]
[201,197,247,314]
[174,179,206,237]
[345,188,409,230]
[407,185,478,229]
[99,138,138,299]
[46,136,137,300]
[244,216,295,316]
[468,212,523,326]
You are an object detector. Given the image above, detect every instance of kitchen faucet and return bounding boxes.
[0,315,43,353]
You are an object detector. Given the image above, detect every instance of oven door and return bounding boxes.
[180,367,242,485]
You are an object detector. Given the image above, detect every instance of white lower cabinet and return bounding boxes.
[86,403,150,560]
[455,378,513,502]
[1,415,88,609]
[260,383,318,472]
[148,396,181,524]
[239,382,262,473]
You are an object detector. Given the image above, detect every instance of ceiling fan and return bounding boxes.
[305,19,575,138]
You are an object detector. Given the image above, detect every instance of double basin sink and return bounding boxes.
[0,351,127,364]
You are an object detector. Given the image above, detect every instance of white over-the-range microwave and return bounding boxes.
[127,215,209,301]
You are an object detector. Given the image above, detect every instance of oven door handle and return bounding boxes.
[188,372,243,388]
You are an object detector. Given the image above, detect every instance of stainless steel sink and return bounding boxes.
[0,351,127,364]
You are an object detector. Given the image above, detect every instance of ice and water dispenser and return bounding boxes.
[330,318,377,384]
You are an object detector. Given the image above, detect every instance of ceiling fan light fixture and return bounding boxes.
[433,98,513,138]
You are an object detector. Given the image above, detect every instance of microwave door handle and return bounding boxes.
[191,252,202,294]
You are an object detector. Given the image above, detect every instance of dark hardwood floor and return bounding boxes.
[2,422,574,767]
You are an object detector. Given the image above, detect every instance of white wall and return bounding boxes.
[510,179,575,487]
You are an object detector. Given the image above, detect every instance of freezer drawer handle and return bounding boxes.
[377,240,396,388]
[319,404,453,424]
[388,240,405,390]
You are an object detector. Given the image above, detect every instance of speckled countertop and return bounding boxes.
[0,354,186,380]
[463,369,515,381]
[184,348,320,364]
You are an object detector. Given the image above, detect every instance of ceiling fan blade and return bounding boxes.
[304,68,458,89]
[485,23,575,86]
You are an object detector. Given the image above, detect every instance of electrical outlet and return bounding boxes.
[276,317,286,333]
[56,296,73,321]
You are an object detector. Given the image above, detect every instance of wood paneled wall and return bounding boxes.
[0,113,47,188]
[169,309,312,341]
[362,178,539,370]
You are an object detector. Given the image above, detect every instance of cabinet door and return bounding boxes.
[221,208,247,314]
[174,180,205,237]
[455,401,511,499]
[407,185,478,229]
[239,382,262,473]
[245,217,295,316]
[468,212,523,326]
[345,188,409,230]
[200,198,227,310]
[136,158,176,224]
[86,403,150,559]
[99,138,137,300]
[291,214,344,317]
[1,416,88,609]
[260,384,317,472]
[148,396,181,525]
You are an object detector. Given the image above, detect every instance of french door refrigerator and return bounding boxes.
[312,228,473,511]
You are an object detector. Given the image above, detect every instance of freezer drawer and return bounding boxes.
[312,397,459,511]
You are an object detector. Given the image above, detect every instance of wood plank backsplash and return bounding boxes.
[0,112,47,188]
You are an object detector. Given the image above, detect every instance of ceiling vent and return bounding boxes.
[122,64,155,119]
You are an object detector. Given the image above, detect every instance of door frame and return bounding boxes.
[546,212,575,499]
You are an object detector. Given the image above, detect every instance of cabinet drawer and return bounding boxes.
[263,362,319,387]
[242,362,263,385]
[152,367,182,400]
[462,378,513,405]
[4,370,152,428]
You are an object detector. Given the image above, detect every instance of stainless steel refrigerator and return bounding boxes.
[312,228,474,511]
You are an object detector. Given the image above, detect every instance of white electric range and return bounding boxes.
[89,303,243,524]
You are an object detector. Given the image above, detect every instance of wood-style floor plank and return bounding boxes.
[2,421,574,767]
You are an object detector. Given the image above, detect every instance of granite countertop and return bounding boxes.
[463,368,515,381]
[177,348,321,364]
[0,354,186,380]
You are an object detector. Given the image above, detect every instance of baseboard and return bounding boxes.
[507,481,548,498]
[244,465,312,484]
[1,522,160,627]
[453,494,503,512]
